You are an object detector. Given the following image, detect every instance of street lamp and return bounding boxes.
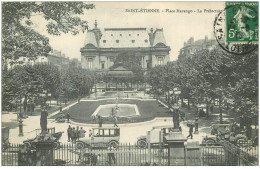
[18,94,23,137]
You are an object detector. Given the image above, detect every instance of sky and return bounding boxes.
[31,1,225,61]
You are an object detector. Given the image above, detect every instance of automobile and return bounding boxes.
[23,128,63,149]
[76,126,120,149]
[202,123,247,146]
[136,125,174,148]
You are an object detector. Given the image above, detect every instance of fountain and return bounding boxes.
[92,91,140,118]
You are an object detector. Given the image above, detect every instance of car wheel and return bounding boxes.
[76,142,85,149]
[109,141,119,149]
[236,138,246,147]
[137,139,147,148]
[206,139,215,146]
[53,142,60,149]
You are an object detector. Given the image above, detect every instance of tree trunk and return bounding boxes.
[206,100,209,120]
[219,97,223,124]
[188,97,190,110]
[23,95,28,113]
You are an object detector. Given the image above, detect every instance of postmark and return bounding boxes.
[214,2,258,55]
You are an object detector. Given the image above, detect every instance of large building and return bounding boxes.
[80,21,171,70]
[8,49,80,70]
[178,36,217,59]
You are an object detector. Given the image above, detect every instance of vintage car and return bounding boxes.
[76,126,120,149]
[23,127,63,149]
[202,123,247,146]
[136,125,174,148]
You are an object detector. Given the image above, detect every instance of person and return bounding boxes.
[67,112,70,123]
[76,126,80,140]
[98,115,103,127]
[113,116,118,127]
[89,129,93,137]
[187,124,194,139]
[71,127,77,143]
[79,127,86,138]
[181,111,185,121]
[67,125,72,142]
[107,146,116,165]
[59,105,62,112]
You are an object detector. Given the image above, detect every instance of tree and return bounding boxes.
[111,51,144,84]
[2,2,94,66]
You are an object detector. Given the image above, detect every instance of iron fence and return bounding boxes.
[2,142,258,166]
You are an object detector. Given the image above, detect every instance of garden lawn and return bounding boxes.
[50,99,170,123]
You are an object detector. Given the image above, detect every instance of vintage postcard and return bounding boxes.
[1,1,258,166]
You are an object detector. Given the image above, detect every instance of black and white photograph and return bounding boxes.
[1,1,259,166]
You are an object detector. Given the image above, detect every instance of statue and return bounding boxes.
[40,105,48,133]
[172,106,180,130]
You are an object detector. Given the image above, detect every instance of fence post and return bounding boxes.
[147,131,151,165]
[159,131,162,165]
[164,131,187,166]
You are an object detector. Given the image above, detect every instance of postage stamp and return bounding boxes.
[214,2,258,54]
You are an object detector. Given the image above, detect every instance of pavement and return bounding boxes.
[2,91,235,145]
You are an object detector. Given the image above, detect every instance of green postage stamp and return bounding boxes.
[225,2,258,42]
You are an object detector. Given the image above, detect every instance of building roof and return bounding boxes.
[100,28,150,48]
[107,66,134,78]
[83,22,168,49]
[152,29,167,46]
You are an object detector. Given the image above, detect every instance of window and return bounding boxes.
[101,62,105,69]
[158,57,163,65]
[103,40,106,43]
[110,129,115,135]
[147,62,150,69]
[88,58,93,69]
[116,40,119,43]
[132,40,135,43]
[104,130,109,136]
[145,39,148,43]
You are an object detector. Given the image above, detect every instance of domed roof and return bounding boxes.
[153,29,167,46]
[84,30,98,47]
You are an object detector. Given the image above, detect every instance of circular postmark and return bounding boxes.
[214,3,258,55]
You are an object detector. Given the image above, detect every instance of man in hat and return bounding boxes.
[187,124,194,139]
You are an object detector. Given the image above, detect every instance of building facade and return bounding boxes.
[178,36,218,59]
[8,49,75,70]
[80,21,171,70]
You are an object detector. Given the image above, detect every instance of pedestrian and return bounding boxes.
[89,129,93,137]
[79,127,86,138]
[76,126,80,140]
[107,146,116,166]
[67,125,72,142]
[187,124,194,139]
[210,105,214,113]
[181,111,185,121]
[59,105,62,112]
[98,115,103,127]
[113,116,118,127]
[71,127,77,143]
[67,112,70,123]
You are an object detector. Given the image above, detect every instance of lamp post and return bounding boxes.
[18,94,23,137]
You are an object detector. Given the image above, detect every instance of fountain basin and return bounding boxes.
[92,104,140,118]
